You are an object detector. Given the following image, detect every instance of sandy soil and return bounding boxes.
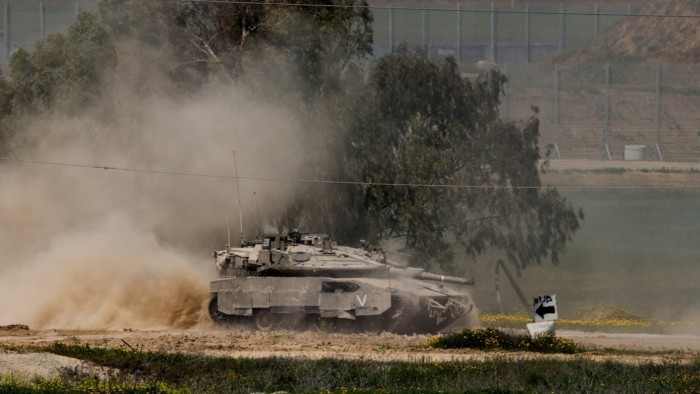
[1,325,698,379]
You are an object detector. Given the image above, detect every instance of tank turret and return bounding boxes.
[209,231,478,333]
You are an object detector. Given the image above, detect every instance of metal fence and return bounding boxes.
[503,63,700,162]
[1,0,698,161]
[1,0,99,63]
[369,0,637,63]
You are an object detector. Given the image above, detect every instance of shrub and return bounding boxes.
[428,328,580,354]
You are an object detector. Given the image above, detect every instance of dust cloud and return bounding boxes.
[0,71,311,329]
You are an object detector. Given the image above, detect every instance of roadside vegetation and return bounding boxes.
[480,313,696,334]
[0,342,697,393]
[428,328,580,354]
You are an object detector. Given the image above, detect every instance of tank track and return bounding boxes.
[208,296,239,326]
[209,294,436,334]
[386,295,419,334]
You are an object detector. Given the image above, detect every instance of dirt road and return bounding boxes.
[545,159,700,171]
[1,325,698,379]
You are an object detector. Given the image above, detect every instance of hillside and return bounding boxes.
[568,0,700,63]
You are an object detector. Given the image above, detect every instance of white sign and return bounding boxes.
[533,294,558,322]
[526,321,556,340]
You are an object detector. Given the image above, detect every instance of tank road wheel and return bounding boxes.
[208,296,235,326]
[254,309,276,331]
[359,316,384,334]
[279,313,308,332]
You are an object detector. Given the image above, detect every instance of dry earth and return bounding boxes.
[1,324,699,380]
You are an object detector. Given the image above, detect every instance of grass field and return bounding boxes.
[468,171,700,335]
[1,342,698,392]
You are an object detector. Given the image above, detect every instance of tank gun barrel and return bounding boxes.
[418,272,474,286]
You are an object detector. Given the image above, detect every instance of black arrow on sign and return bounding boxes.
[535,304,555,319]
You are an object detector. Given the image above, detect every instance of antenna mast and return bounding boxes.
[253,191,262,238]
[226,218,231,250]
[232,150,244,246]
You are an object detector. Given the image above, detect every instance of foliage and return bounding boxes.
[428,328,580,354]
[98,0,372,97]
[0,12,115,153]
[0,4,582,274]
[344,47,583,270]
[1,343,696,393]
[8,13,116,116]
[479,313,700,335]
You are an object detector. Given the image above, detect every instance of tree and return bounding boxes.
[344,47,582,272]
[98,0,372,97]
[7,12,116,116]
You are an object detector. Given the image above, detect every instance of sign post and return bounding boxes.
[527,294,558,340]
[533,294,558,322]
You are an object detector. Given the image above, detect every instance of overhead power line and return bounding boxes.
[164,0,700,19]
[2,156,700,190]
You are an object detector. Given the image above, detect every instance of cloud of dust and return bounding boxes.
[0,41,313,329]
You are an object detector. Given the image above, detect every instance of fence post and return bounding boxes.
[525,3,530,63]
[490,2,497,63]
[457,1,461,63]
[655,62,663,161]
[40,1,45,40]
[422,2,428,51]
[75,0,80,17]
[3,1,8,64]
[388,0,394,52]
[593,3,599,37]
[503,63,509,119]
[604,63,611,159]
[558,3,566,52]
[553,63,561,158]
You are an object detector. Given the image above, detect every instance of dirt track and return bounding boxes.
[1,325,698,379]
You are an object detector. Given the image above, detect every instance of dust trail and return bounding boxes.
[0,86,309,329]
[0,214,209,329]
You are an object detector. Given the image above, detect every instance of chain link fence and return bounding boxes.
[503,62,700,162]
[1,0,99,63]
[1,0,698,161]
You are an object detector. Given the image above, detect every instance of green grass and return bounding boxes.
[472,187,700,329]
[428,328,581,354]
[1,343,698,393]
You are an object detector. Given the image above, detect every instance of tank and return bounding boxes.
[208,231,478,334]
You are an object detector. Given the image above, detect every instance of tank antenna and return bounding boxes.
[253,191,262,238]
[226,217,231,250]
[232,150,244,246]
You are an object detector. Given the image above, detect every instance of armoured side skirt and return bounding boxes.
[211,277,391,317]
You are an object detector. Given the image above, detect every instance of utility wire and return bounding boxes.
[2,156,699,190]
[163,0,700,19]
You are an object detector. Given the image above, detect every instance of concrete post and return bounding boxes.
[503,63,509,119]
[490,2,497,63]
[525,3,530,63]
[3,1,8,63]
[604,63,611,159]
[554,63,561,158]
[40,1,45,40]
[388,0,394,52]
[655,63,663,160]
[457,1,462,63]
[558,3,566,52]
[422,2,428,51]
[593,3,599,37]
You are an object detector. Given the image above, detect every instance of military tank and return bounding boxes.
[208,231,478,334]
